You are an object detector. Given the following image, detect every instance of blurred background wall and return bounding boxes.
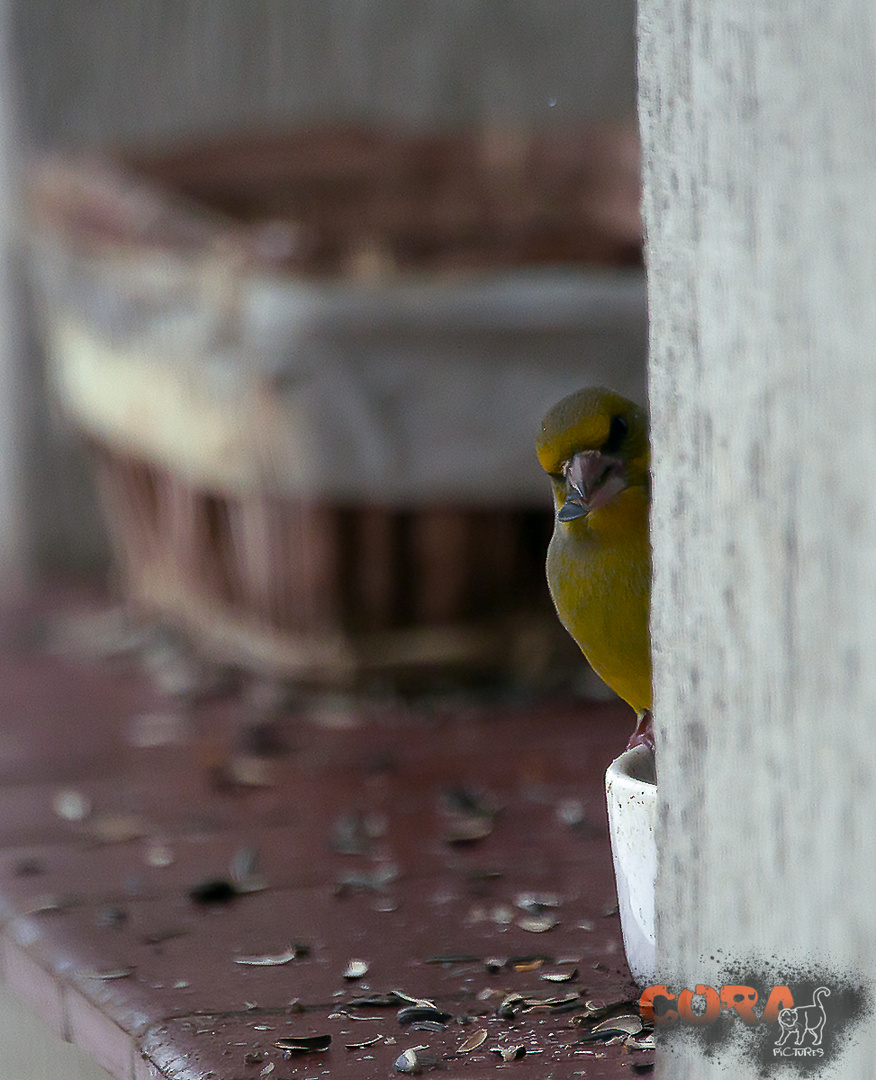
[6,0,637,579]
[15,1,636,146]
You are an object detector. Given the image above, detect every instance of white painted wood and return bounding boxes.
[0,983,113,1080]
[641,1,876,1075]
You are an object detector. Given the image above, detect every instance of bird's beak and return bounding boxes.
[557,450,627,522]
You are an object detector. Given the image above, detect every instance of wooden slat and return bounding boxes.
[410,508,472,625]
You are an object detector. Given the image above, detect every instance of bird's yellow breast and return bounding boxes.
[546,486,652,713]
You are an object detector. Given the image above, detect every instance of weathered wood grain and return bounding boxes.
[641,2,876,1075]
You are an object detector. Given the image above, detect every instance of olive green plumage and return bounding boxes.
[537,387,652,713]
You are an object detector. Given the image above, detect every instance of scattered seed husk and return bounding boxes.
[234,946,300,967]
[443,786,499,817]
[484,957,504,973]
[228,754,277,787]
[231,846,267,894]
[260,1063,274,1076]
[308,693,361,730]
[517,914,558,933]
[96,905,128,928]
[579,1022,643,1044]
[399,1049,423,1075]
[140,927,187,949]
[556,797,586,827]
[334,809,386,853]
[345,1035,382,1049]
[89,812,149,844]
[592,1014,643,1037]
[13,858,44,877]
[343,959,369,979]
[234,876,268,896]
[408,1020,447,1033]
[348,991,422,1009]
[508,953,551,967]
[492,1044,527,1062]
[524,993,580,1010]
[458,1029,487,1053]
[274,1034,331,1053]
[53,789,91,822]
[373,896,399,913]
[578,919,596,931]
[397,1005,452,1026]
[498,993,524,1019]
[511,958,543,972]
[331,813,369,855]
[515,891,560,913]
[347,994,400,1009]
[189,879,238,905]
[78,967,134,980]
[128,711,189,748]
[602,901,619,916]
[232,844,260,877]
[393,990,436,1005]
[575,996,640,1024]
[144,840,174,868]
[549,997,593,1016]
[628,1033,656,1051]
[394,1048,422,1074]
[363,810,387,838]
[541,968,578,982]
[444,816,494,845]
[334,864,398,896]
[465,867,503,887]
[240,715,288,759]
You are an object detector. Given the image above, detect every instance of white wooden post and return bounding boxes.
[641,2,876,1076]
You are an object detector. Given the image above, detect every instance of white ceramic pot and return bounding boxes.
[605,745,657,986]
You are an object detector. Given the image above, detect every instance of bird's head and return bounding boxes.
[536,387,649,527]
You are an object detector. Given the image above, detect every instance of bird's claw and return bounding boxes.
[626,710,654,755]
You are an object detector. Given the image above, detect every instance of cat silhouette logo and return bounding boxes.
[774,986,830,1057]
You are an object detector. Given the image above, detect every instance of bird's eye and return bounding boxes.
[602,415,628,454]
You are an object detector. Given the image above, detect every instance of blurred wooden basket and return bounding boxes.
[26,128,647,684]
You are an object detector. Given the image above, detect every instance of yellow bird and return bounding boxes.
[536,387,653,750]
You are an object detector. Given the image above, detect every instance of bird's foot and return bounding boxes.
[626,710,654,755]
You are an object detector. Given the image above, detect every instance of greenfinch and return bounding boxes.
[536,387,652,750]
